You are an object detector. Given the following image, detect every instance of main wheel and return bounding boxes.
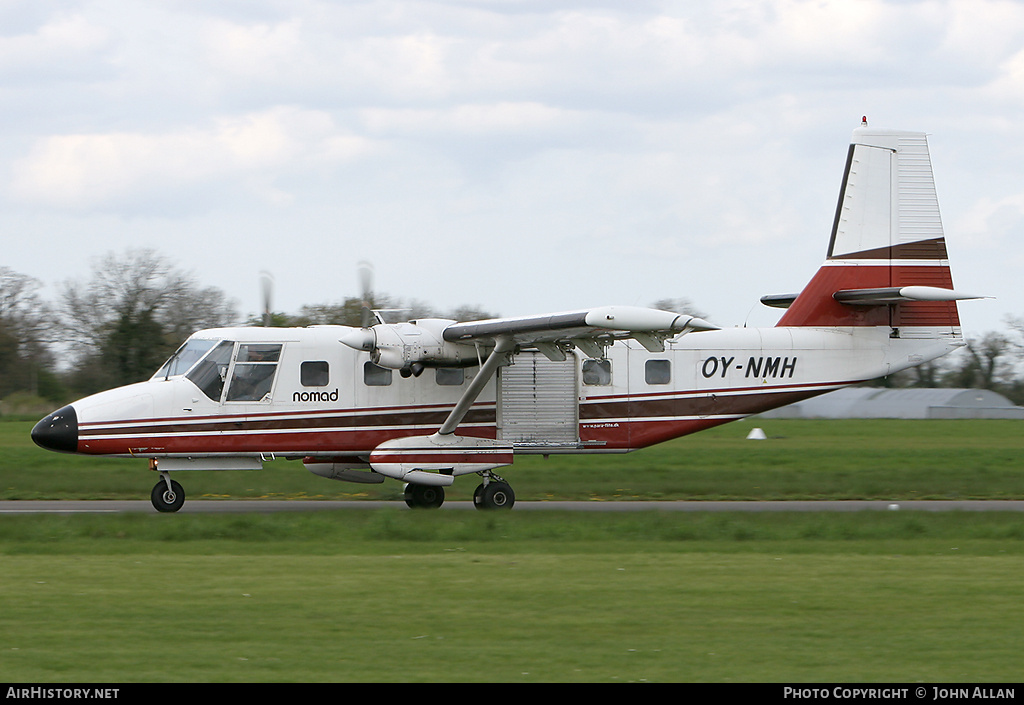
[151,479,185,513]
[404,483,445,509]
[474,481,515,511]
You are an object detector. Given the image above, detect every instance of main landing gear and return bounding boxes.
[151,473,185,513]
[404,472,516,511]
[404,483,445,509]
[473,476,515,510]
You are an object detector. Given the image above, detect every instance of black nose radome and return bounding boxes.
[31,405,79,453]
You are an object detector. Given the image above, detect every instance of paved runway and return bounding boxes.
[2,499,1024,514]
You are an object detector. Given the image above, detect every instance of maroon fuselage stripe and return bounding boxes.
[75,384,839,455]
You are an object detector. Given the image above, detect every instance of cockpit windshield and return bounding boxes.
[152,339,220,379]
[153,338,284,404]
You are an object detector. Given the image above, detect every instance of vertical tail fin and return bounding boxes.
[777,124,964,336]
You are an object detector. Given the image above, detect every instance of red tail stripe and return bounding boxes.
[778,263,958,328]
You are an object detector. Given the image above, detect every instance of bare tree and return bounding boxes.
[291,297,496,327]
[944,332,1012,391]
[0,268,57,398]
[0,265,53,332]
[445,304,498,322]
[59,249,238,390]
[650,297,708,320]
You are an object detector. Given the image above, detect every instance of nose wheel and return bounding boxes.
[151,475,185,513]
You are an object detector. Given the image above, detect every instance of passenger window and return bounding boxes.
[226,344,283,402]
[435,368,464,386]
[301,361,330,387]
[186,341,234,401]
[646,359,671,385]
[363,361,392,386]
[582,359,612,386]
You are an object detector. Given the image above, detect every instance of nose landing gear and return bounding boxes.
[151,472,185,513]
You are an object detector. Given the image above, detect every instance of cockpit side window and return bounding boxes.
[185,341,234,400]
[226,344,283,402]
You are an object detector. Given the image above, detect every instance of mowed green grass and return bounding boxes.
[0,511,1023,682]
[1,418,1023,682]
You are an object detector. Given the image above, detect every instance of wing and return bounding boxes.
[338,305,719,437]
[442,305,719,358]
[431,306,716,436]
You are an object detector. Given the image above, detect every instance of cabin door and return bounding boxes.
[497,351,579,446]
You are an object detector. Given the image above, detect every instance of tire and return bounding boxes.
[404,483,445,509]
[151,479,185,513]
[476,481,515,511]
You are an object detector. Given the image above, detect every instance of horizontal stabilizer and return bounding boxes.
[760,293,799,309]
[833,286,987,305]
[763,287,986,311]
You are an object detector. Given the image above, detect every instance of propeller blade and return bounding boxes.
[357,261,374,328]
[259,271,274,327]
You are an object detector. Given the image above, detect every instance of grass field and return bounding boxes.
[1,511,1022,682]
[1,417,1023,682]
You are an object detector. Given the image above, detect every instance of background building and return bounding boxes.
[761,388,1024,420]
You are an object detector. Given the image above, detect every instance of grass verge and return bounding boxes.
[0,510,1022,682]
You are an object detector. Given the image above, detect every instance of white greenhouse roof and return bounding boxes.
[761,387,1024,420]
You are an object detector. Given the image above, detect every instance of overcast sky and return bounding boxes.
[2,0,1021,336]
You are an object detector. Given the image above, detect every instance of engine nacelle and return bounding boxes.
[346,319,480,372]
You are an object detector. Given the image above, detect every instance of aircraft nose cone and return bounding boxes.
[31,405,79,453]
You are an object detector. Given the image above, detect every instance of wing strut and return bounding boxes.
[438,335,515,436]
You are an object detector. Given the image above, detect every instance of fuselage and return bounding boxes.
[33,322,961,463]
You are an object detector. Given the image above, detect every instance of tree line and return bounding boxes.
[1,249,1022,414]
[0,249,501,412]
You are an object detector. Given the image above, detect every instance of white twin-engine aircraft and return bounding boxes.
[32,122,984,512]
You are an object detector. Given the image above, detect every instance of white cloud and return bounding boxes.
[360,101,571,137]
[0,0,1022,335]
[0,12,113,80]
[10,107,377,210]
